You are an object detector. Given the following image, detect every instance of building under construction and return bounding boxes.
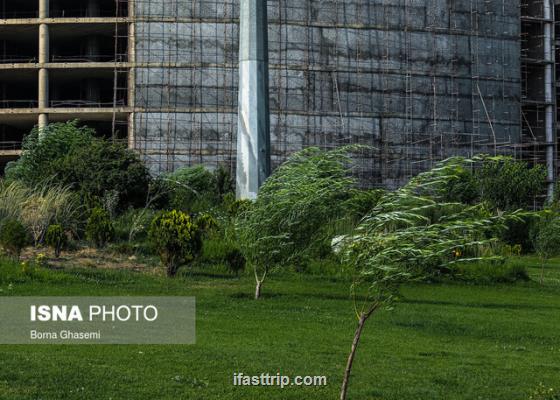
[0,0,557,190]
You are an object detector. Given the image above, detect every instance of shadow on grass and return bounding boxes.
[401,298,558,311]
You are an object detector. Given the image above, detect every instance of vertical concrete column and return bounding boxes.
[127,0,136,149]
[38,0,49,132]
[544,0,556,201]
[236,0,271,200]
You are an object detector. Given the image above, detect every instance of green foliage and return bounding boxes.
[113,208,157,243]
[214,165,235,198]
[196,213,219,238]
[238,147,360,267]
[225,248,246,276]
[45,225,67,257]
[159,165,220,212]
[0,219,29,259]
[341,157,524,310]
[534,212,560,261]
[342,189,385,221]
[148,210,202,276]
[443,166,479,204]
[500,214,541,253]
[225,196,252,217]
[5,121,151,211]
[0,181,79,245]
[476,157,546,210]
[86,208,115,248]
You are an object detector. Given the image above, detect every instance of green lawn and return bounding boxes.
[0,258,559,400]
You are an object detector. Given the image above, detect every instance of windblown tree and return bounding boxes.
[237,146,373,299]
[338,157,524,400]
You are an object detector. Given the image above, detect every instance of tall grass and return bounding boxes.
[0,181,80,244]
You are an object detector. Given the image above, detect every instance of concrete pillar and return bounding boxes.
[38,0,49,132]
[236,0,271,200]
[544,0,556,201]
[127,0,136,149]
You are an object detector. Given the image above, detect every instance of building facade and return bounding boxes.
[0,0,556,188]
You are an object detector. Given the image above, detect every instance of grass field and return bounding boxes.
[0,257,559,400]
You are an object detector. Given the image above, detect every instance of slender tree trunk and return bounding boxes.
[254,266,267,300]
[340,305,378,400]
[255,279,263,300]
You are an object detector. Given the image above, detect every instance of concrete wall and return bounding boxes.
[132,0,521,187]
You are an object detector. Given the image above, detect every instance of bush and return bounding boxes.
[0,219,29,259]
[159,166,218,212]
[196,213,219,238]
[226,197,252,217]
[476,157,546,210]
[225,248,246,276]
[86,208,115,248]
[534,212,560,283]
[5,121,151,211]
[148,210,202,277]
[45,224,67,257]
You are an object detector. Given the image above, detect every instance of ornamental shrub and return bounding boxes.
[45,224,67,257]
[148,210,202,277]
[0,219,29,260]
[196,213,219,238]
[86,208,115,248]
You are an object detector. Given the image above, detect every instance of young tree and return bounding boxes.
[237,146,366,299]
[338,158,522,400]
[534,212,560,284]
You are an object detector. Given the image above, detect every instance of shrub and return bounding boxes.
[225,248,246,276]
[196,213,219,238]
[214,164,234,198]
[159,165,218,212]
[45,224,67,257]
[226,197,252,217]
[476,157,546,210]
[86,208,115,248]
[148,210,202,277]
[5,121,151,211]
[0,219,29,260]
[534,212,560,283]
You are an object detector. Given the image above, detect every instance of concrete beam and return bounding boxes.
[0,18,130,25]
[236,0,271,200]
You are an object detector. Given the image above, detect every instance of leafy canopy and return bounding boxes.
[341,156,525,312]
[5,121,151,211]
[238,146,367,270]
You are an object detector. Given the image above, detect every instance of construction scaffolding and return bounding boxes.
[132,0,526,188]
[0,0,555,191]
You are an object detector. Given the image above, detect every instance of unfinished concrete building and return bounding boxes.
[0,0,557,190]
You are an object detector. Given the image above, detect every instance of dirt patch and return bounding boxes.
[20,246,160,273]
